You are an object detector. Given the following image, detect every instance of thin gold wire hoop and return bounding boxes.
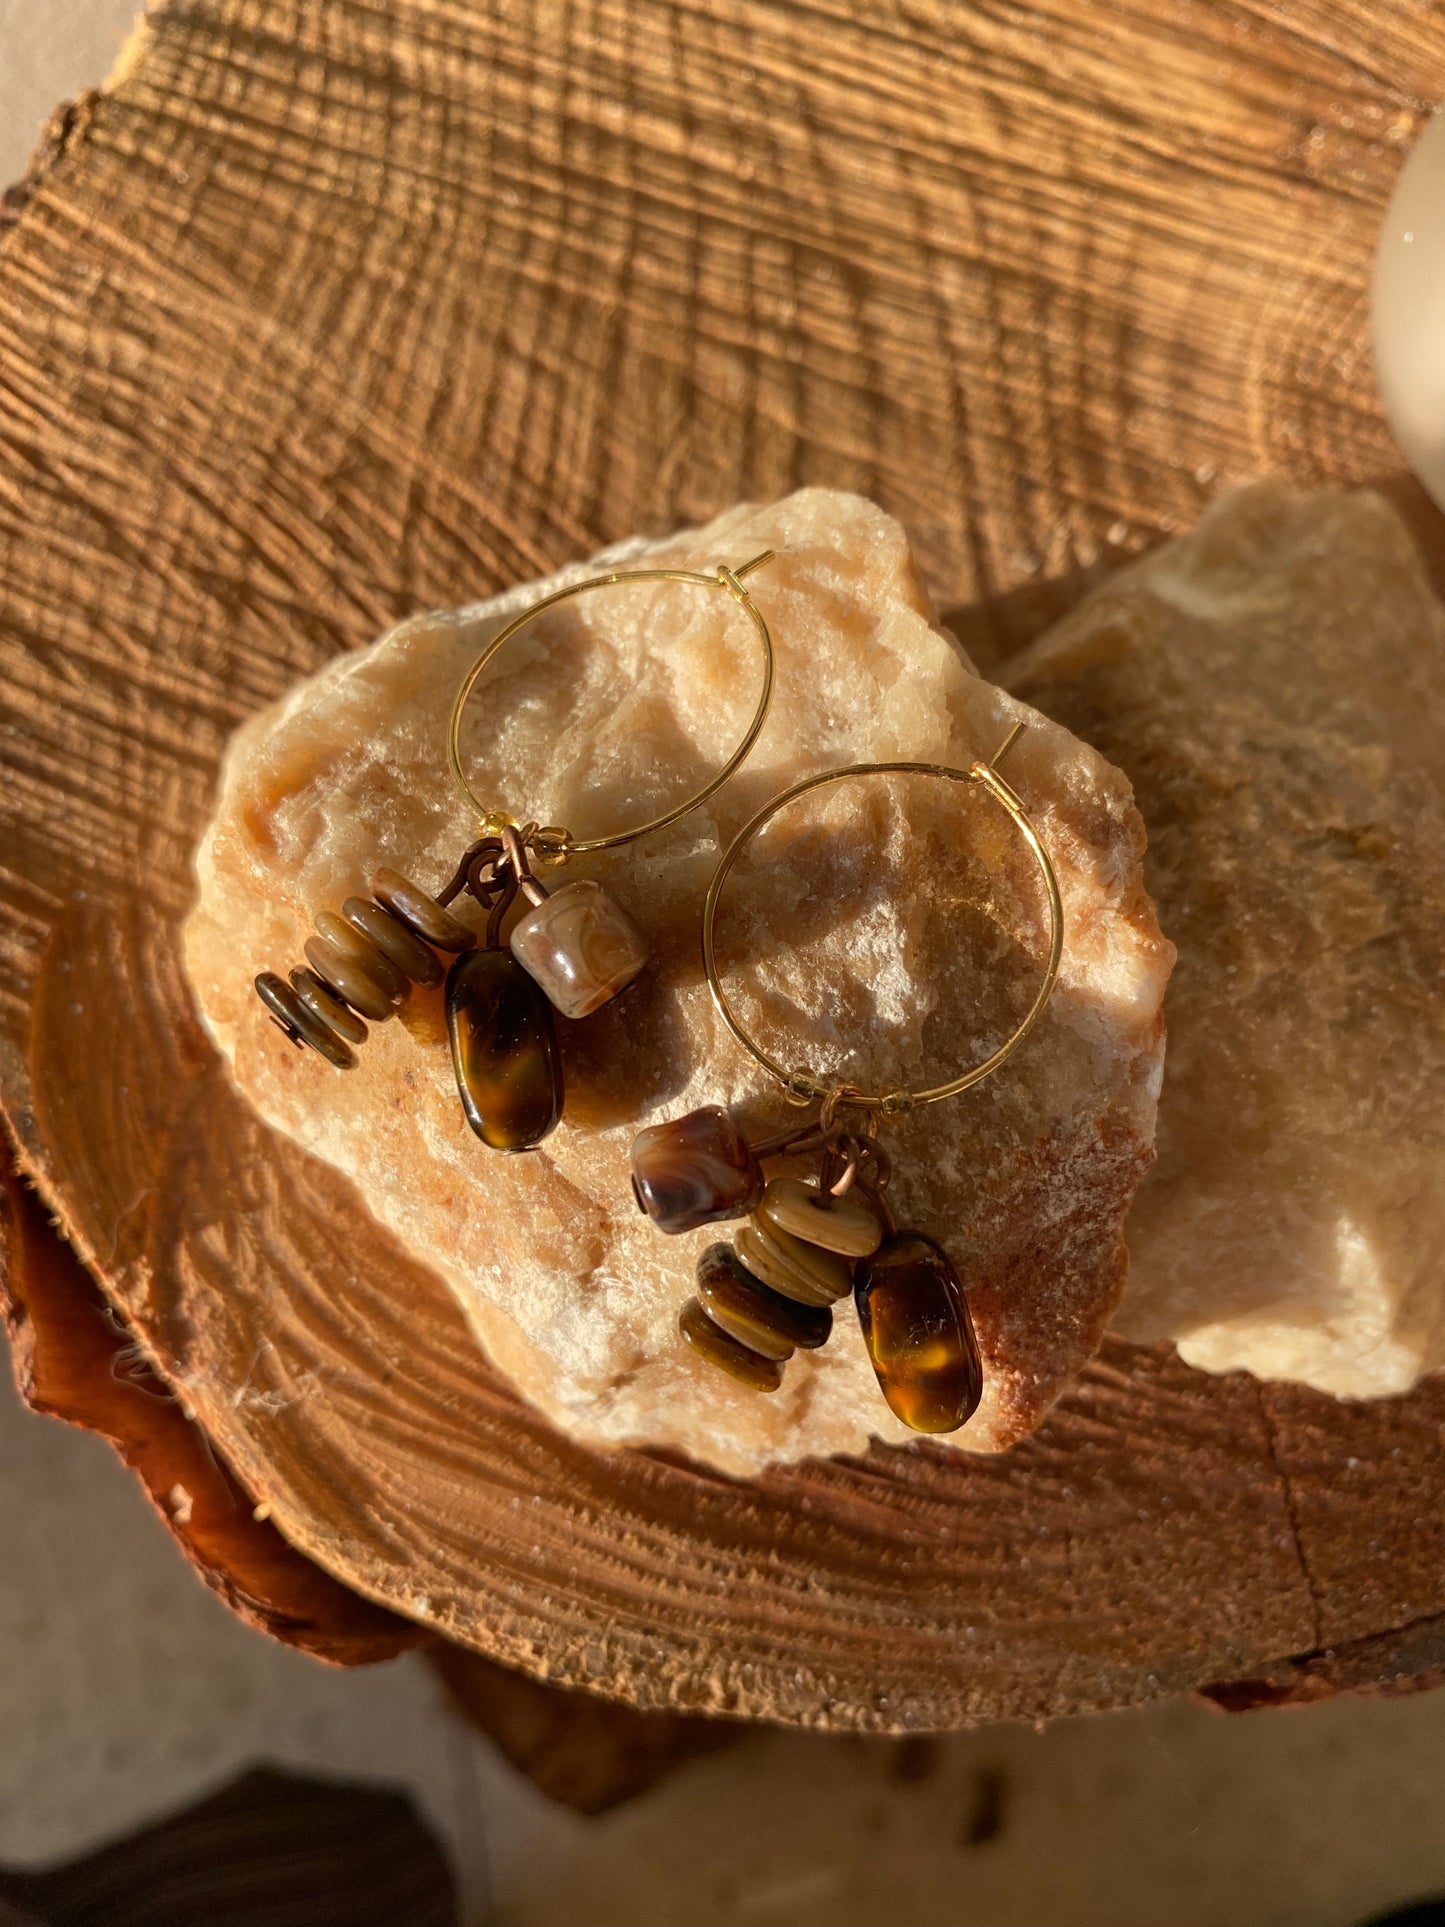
[446,552,777,858]
[701,724,1065,1110]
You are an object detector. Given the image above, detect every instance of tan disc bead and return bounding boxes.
[341,894,445,986]
[289,966,368,1044]
[305,915,407,1023]
[678,1297,784,1393]
[735,1217,853,1308]
[312,909,409,1000]
[696,1243,832,1360]
[758,1177,883,1258]
[370,868,477,952]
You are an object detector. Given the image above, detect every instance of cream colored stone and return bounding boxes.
[1006,481,1445,1399]
[184,489,1171,1472]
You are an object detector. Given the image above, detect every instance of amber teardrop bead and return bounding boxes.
[696,1244,832,1360]
[678,1298,784,1393]
[853,1231,982,1434]
[445,948,563,1151]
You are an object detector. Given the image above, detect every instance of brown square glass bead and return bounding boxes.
[509,880,649,1019]
[630,1106,763,1235]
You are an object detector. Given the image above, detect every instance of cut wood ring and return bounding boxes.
[702,725,1065,1108]
[446,551,778,855]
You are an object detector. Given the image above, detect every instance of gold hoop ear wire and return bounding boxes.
[701,722,1064,1111]
[446,551,777,858]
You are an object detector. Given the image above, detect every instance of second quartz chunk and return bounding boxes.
[446,948,564,1152]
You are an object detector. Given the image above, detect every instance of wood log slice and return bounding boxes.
[0,1138,733,1808]
[2,0,1444,1729]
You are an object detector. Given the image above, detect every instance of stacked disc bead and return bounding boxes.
[253,869,475,1070]
[629,1105,984,1432]
[255,847,650,1154]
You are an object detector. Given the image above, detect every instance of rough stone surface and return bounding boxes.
[184,489,1171,1472]
[1007,481,1445,1399]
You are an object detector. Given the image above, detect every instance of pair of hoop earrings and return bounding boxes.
[254,552,1062,1435]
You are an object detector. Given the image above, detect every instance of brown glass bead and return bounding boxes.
[629,1106,763,1235]
[678,1297,784,1393]
[253,971,355,1070]
[341,894,445,987]
[697,1244,832,1360]
[371,867,477,952]
[303,933,403,1022]
[445,948,563,1151]
[289,966,368,1044]
[853,1231,982,1434]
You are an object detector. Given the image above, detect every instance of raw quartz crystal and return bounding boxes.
[1006,481,1445,1398]
[184,489,1172,1473]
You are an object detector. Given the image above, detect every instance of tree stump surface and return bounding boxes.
[2,0,1444,1730]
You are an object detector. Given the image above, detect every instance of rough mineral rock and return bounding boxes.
[184,489,1172,1472]
[1006,481,1445,1399]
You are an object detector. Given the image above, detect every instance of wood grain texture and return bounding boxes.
[1,1132,731,1808]
[0,1135,419,1666]
[0,0,1442,1726]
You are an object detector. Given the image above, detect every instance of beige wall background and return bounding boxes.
[1,0,140,184]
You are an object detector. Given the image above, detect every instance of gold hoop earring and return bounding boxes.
[628,723,1063,1434]
[254,551,778,1152]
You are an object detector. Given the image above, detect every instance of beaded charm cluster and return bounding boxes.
[253,825,648,1150]
[252,551,777,1154]
[630,731,1063,1438]
[632,1098,983,1432]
